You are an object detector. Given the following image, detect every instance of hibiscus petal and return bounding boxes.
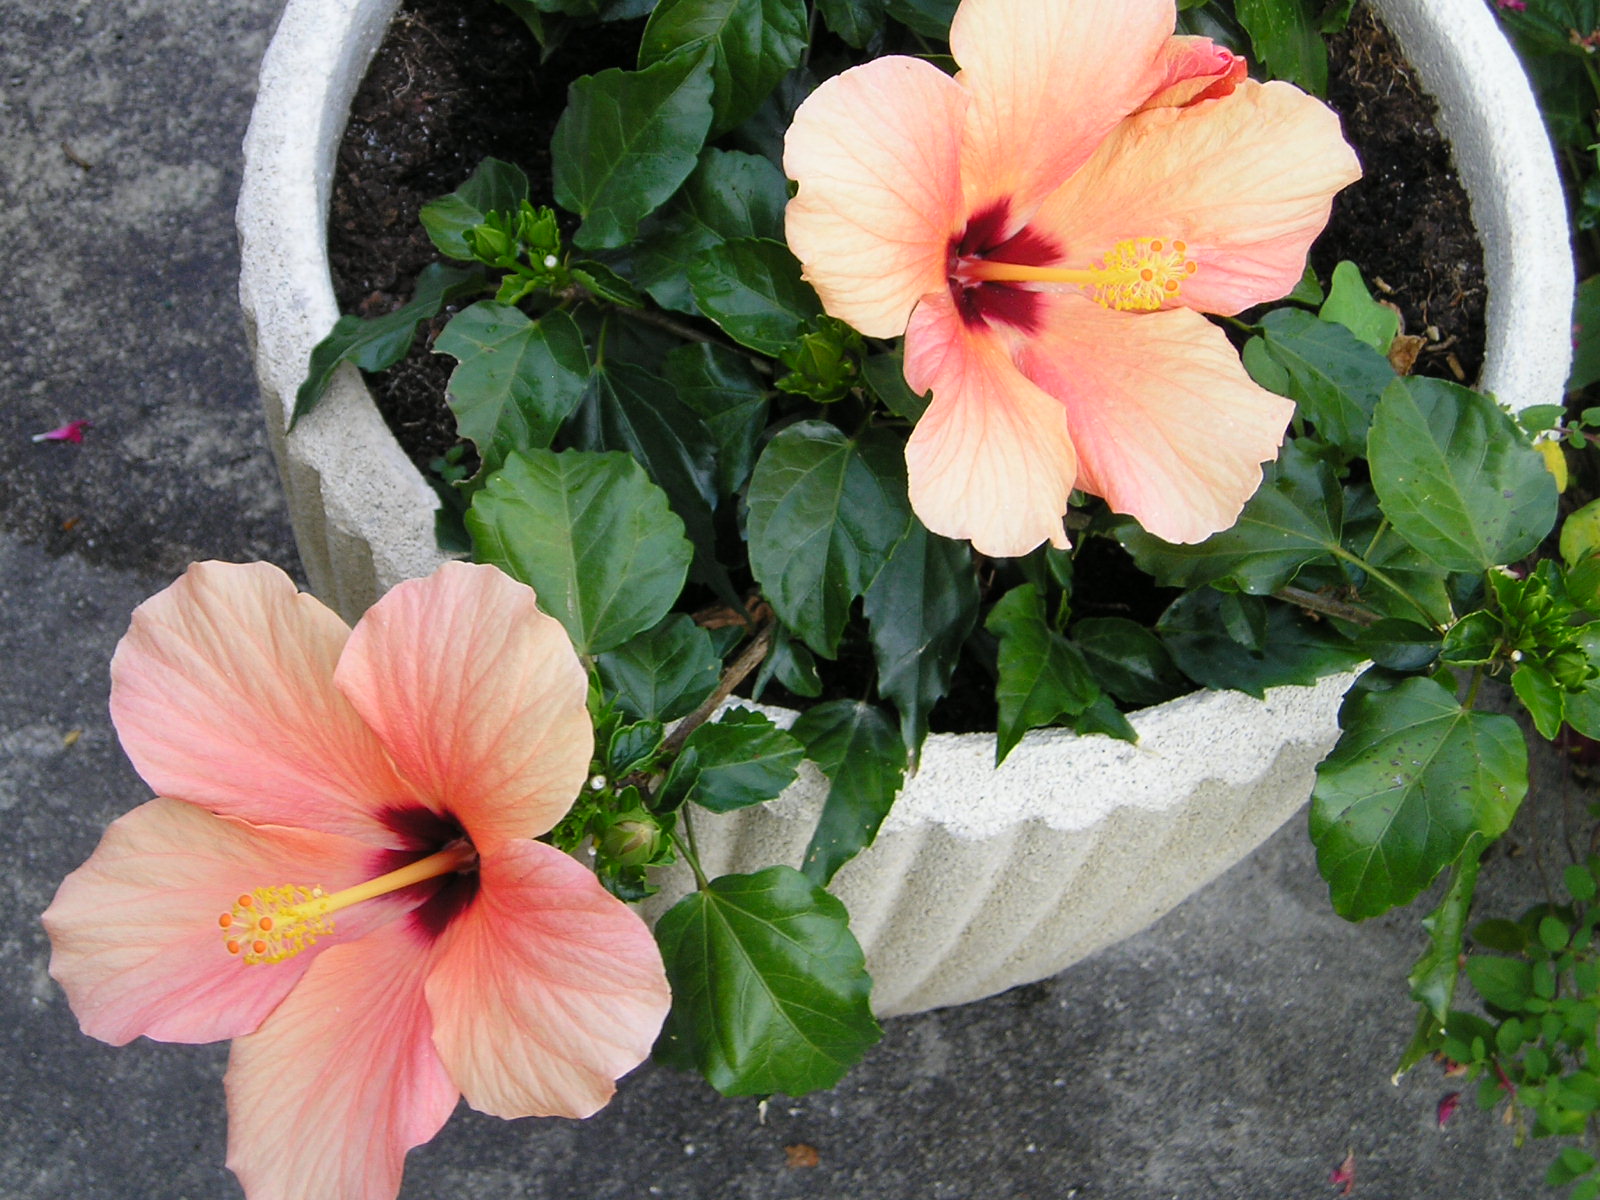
[426,839,669,1119]
[225,923,458,1200]
[109,561,418,843]
[902,290,1079,558]
[1017,295,1294,543]
[1136,36,1247,110]
[334,562,591,852]
[42,798,394,1046]
[784,55,967,337]
[951,0,1174,225]
[1028,81,1362,315]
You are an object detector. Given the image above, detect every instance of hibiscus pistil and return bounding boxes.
[962,237,1198,311]
[221,841,477,965]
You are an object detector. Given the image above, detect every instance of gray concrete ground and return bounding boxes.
[0,1,1571,1196]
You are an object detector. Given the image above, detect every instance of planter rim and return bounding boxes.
[237,0,1572,844]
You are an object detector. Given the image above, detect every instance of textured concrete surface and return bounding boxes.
[0,0,1571,1197]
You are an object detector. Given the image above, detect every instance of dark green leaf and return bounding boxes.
[885,0,956,38]
[863,351,930,422]
[1160,590,1364,698]
[747,421,913,657]
[1118,439,1343,593]
[662,342,769,497]
[653,865,881,1095]
[570,259,644,307]
[688,236,822,356]
[572,359,731,603]
[659,707,804,813]
[1339,506,1454,627]
[607,720,665,775]
[863,522,980,759]
[1369,376,1559,573]
[639,0,807,137]
[754,627,823,699]
[419,157,530,259]
[1356,619,1441,672]
[596,614,720,722]
[1071,693,1140,743]
[1513,662,1565,739]
[1573,275,1600,392]
[1466,954,1535,1013]
[817,0,888,46]
[1309,675,1529,920]
[433,303,590,473]
[1234,0,1327,93]
[1071,617,1188,708]
[295,263,485,425]
[551,50,715,250]
[793,701,908,886]
[634,148,789,313]
[1409,844,1482,1025]
[1255,307,1396,453]
[1319,260,1399,353]
[466,448,693,654]
[986,584,1100,766]
[1569,862,1598,903]
[1472,918,1528,955]
[1439,609,1500,666]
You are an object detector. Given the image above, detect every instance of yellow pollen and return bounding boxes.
[218,843,475,967]
[963,236,1196,312]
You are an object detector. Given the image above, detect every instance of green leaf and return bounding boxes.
[1568,862,1598,903]
[1572,275,1600,392]
[793,701,908,886]
[551,50,715,250]
[754,627,823,699]
[817,0,888,46]
[747,422,913,658]
[466,448,693,654]
[1562,499,1600,568]
[634,148,789,314]
[1440,609,1501,666]
[862,522,981,759]
[572,359,730,603]
[1355,619,1441,672]
[596,614,720,722]
[1513,662,1565,740]
[570,259,643,308]
[1409,845,1482,1025]
[1548,1148,1599,1188]
[688,237,823,356]
[1071,617,1188,708]
[433,303,589,473]
[885,0,956,38]
[659,707,804,813]
[1309,675,1529,920]
[653,865,881,1096]
[662,342,769,497]
[607,721,665,776]
[1466,954,1535,1013]
[419,157,530,260]
[295,263,485,425]
[1159,590,1364,698]
[1255,307,1396,454]
[986,584,1101,766]
[1319,260,1399,353]
[1368,376,1559,573]
[1071,693,1140,743]
[1118,439,1343,593]
[863,351,930,422]
[1234,0,1327,94]
[640,0,807,137]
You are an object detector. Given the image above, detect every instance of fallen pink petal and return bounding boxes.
[1330,1149,1356,1194]
[1437,1091,1461,1129]
[42,560,670,1200]
[31,419,91,444]
[783,0,1360,556]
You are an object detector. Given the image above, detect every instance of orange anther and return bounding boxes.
[237,894,253,908]
[1164,279,1179,292]
[1185,261,1197,274]
[1173,240,1187,254]
[252,940,268,956]
[258,916,274,932]
[1149,240,1163,252]
[1140,268,1154,281]
[227,940,241,955]
[218,913,233,929]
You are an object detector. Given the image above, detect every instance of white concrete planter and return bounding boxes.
[238,0,1572,1016]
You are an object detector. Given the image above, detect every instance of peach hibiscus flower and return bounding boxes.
[43,561,669,1200]
[783,0,1362,556]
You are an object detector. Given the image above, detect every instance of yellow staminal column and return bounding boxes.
[966,238,1197,312]
[219,842,476,966]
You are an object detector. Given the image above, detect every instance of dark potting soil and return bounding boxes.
[325,0,1488,731]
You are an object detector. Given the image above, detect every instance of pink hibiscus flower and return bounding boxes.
[43,560,670,1200]
[784,0,1362,556]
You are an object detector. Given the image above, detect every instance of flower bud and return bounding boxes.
[598,809,667,869]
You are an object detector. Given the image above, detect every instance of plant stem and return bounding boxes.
[615,305,774,375]
[672,813,711,891]
[1463,664,1484,711]
[659,617,776,760]
[1275,584,1382,627]
[1328,544,1443,632]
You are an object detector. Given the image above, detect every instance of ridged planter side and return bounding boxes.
[237,0,1572,1016]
